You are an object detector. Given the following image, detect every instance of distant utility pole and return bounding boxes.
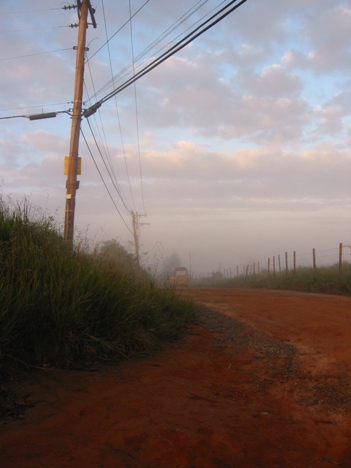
[64,0,96,242]
[131,211,149,266]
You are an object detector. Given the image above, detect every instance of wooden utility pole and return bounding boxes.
[64,0,96,242]
[339,242,343,276]
[293,251,296,274]
[131,211,149,266]
[312,248,316,274]
[132,211,140,266]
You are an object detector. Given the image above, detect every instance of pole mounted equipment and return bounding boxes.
[83,101,101,118]
[28,112,57,121]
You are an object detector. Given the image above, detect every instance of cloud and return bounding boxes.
[304,4,351,73]
[282,50,309,70]
[129,140,351,210]
[125,55,312,146]
[22,130,68,154]
[248,64,303,97]
[1,0,350,272]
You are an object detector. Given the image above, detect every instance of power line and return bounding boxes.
[86,119,131,215]
[79,0,248,231]
[84,26,134,216]
[0,114,27,120]
[84,0,248,114]
[132,0,210,65]
[128,0,145,214]
[85,0,150,65]
[0,47,73,62]
[84,58,118,184]
[0,102,72,113]
[84,88,133,215]
[100,0,136,212]
[81,127,133,236]
[87,0,211,103]
[102,0,138,209]
[0,109,69,120]
[0,25,70,33]
[2,8,62,14]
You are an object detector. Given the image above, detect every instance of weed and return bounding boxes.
[0,198,196,381]
[196,262,351,295]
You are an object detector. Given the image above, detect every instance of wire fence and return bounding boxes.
[223,243,351,278]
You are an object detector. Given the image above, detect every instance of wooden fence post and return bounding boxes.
[285,252,288,274]
[273,256,276,277]
[278,254,281,273]
[293,251,296,274]
[313,248,316,274]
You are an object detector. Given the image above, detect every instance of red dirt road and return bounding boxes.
[1,288,351,467]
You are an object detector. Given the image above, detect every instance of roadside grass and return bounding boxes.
[0,200,196,398]
[197,263,351,296]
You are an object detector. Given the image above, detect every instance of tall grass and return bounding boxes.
[197,263,351,296]
[0,199,196,377]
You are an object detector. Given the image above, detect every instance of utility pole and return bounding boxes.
[64,0,96,242]
[131,211,149,266]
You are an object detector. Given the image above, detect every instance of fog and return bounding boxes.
[1,0,350,276]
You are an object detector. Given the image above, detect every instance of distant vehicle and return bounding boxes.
[170,267,190,287]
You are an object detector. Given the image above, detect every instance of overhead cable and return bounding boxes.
[81,127,134,236]
[0,47,73,62]
[85,0,150,64]
[0,102,72,113]
[128,0,146,214]
[0,25,70,33]
[88,0,210,102]
[84,0,248,115]
[0,109,69,120]
[100,0,136,212]
[86,119,131,215]
[2,7,62,14]
[84,7,135,215]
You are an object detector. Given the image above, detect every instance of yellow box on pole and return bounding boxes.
[64,156,82,175]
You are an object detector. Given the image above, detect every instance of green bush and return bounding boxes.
[0,199,196,377]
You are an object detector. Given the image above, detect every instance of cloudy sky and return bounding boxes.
[1,0,350,276]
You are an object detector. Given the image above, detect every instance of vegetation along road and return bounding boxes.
[2,288,351,467]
